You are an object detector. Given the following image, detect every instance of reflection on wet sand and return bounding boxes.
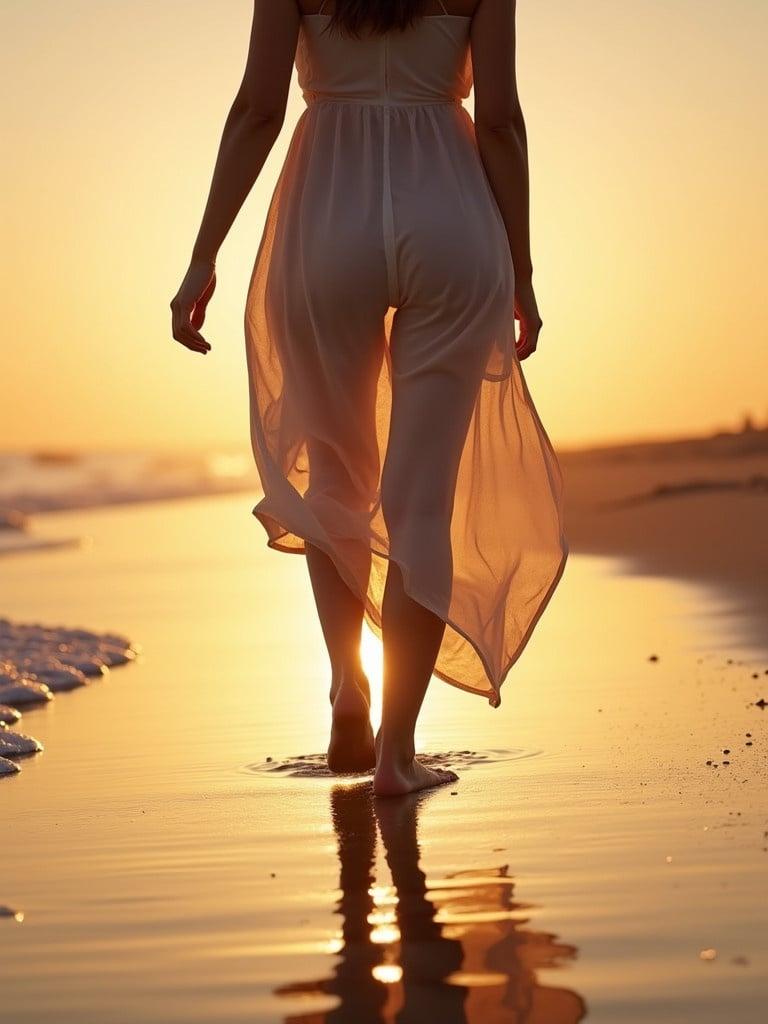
[276,784,587,1023]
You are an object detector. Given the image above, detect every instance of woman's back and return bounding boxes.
[296,5,473,107]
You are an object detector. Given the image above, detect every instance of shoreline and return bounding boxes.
[559,435,768,653]
[6,438,765,647]
[4,432,766,654]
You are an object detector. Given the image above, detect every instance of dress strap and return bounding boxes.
[436,0,450,13]
[317,1,329,14]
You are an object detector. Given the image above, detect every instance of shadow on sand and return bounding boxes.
[276,783,587,1023]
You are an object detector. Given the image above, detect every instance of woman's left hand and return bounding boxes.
[170,260,217,355]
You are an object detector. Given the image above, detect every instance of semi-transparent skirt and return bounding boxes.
[245,98,567,706]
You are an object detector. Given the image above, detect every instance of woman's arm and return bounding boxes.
[171,1,300,354]
[191,1,300,263]
[471,0,542,359]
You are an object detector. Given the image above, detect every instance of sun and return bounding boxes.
[359,623,383,721]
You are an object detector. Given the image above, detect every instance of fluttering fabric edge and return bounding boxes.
[251,498,569,708]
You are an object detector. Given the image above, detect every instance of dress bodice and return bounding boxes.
[296,15,473,106]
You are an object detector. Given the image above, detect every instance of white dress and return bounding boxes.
[244,4,567,706]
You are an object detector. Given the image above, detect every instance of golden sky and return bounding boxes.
[2,0,766,452]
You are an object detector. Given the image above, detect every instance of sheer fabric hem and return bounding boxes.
[253,500,569,708]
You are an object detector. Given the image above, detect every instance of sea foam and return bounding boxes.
[0,618,137,778]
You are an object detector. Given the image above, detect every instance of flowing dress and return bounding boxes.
[244,5,567,706]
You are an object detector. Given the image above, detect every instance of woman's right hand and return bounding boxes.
[170,259,217,355]
[514,278,542,361]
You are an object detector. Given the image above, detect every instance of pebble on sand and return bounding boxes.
[0,731,43,757]
[699,948,717,961]
[20,663,87,693]
[0,705,21,726]
[0,906,24,922]
[56,655,107,678]
[0,756,20,776]
[0,680,53,706]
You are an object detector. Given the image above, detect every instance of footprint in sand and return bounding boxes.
[245,748,542,779]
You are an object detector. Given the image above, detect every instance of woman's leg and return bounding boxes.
[373,563,458,796]
[306,543,376,773]
[373,300,488,797]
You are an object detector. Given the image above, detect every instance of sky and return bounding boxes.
[2,0,767,452]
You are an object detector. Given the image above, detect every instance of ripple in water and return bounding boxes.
[245,748,541,779]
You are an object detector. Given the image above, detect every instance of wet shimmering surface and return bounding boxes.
[1,495,766,1022]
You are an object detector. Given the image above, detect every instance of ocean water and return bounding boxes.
[0,450,257,513]
[1,495,766,1022]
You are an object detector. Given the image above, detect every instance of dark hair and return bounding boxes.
[326,1,431,36]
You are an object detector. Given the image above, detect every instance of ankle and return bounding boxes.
[330,673,371,718]
[330,664,365,700]
[375,734,415,768]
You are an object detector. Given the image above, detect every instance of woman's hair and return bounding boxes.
[326,1,432,36]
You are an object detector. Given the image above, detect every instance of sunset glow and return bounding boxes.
[3,0,766,453]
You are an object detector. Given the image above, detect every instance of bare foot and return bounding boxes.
[373,757,458,798]
[327,676,376,774]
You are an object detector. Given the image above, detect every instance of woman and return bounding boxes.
[170,0,566,797]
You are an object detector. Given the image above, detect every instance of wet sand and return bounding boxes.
[560,428,768,648]
[1,494,767,1022]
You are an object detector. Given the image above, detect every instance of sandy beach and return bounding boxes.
[561,427,768,649]
[1,434,766,1022]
